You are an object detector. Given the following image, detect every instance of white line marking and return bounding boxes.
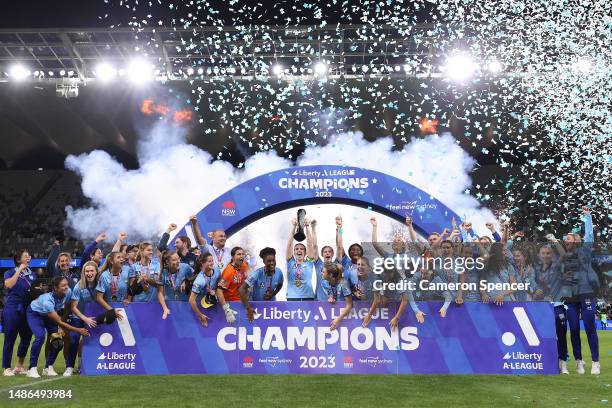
[513,306,540,346]
[0,376,67,393]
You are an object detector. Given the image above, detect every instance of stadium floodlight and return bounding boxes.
[48,71,54,76]
[272,64,283,76]
[59,69,66,76]
[443,53,477,81]
[487,59,503,73]
[9,65,30,81]
[127,59,153,84]
[574,57,591,73]
[96,63,117,81]
[186,67,194,76]
[314,61,328,76]
[197,67,204,75]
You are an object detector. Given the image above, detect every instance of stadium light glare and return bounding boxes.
[197,67,204,75]
[443,54,477,81]
[314,61,328,76]
[9,65,30,81]
[96,63,117,81]
[487,59,503,73]
[272,64,283,76]
[127,59,153,84]
[59,69,66,76]
[186,67,194,76]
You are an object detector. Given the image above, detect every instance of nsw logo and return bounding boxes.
[343,356,353,369]
[221,200,236,216]
[242,356,254,368]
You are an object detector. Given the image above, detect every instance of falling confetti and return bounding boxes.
[98,0,611,239]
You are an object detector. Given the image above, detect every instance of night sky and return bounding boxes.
[0,1,107,27]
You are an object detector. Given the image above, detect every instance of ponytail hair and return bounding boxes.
[136,242,153,262]
[100,252,122,274]
[49,276,67,292]
[323,261,343,282]
[161,250,177,270]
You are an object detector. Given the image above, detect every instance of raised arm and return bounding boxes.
[111,232,127,253]
[305,219,315,260]
[309,219,319,262]
[335,215,345,260]
[46,240,61,277]
[405,216,417,242]
[83,233,107,262]
[286,219,297,261]
[370,217,386,257]
[190,215,206,246]
[582,206,594,243]
[158,224,177,252]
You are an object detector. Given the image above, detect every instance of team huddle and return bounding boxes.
[1,207,602,378]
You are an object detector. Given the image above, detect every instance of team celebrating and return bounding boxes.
[2,206,603,377]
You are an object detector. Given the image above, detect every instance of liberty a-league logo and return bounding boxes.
[501,307,545,371]
[221,200,236,216]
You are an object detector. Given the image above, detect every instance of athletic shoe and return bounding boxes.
[42,366,58,376]
[576,359,585,374]
[13,366,27,375]
[3,368,15,376]
[63,367,74,377]
[26,368,40,378]
[591,362,600,375]
[559,360,569,375]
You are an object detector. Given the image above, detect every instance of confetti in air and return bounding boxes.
[96,0,611,239]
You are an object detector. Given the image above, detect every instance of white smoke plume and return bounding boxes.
[65,119,496,257]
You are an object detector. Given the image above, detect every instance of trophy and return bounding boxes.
[293,209,307,242]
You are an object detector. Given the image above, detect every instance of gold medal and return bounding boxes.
[296,280,302,288]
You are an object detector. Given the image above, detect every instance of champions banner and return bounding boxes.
[82,301,558,375]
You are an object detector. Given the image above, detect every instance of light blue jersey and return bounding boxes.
[30,290,72,315]
[349,272,381,302]
[246,267,284,301]
[129,260,162,302]
[96,266,131,302]
[71,281,97,319]
[485,265,516,301]
[286,257,315,299]
[199,243,232,275]
[321,279,353,301]
[192,270,220,294]
[314,258,338,300]
[161,263,194,301]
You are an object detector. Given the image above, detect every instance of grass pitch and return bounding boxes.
[0,331,609,407]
